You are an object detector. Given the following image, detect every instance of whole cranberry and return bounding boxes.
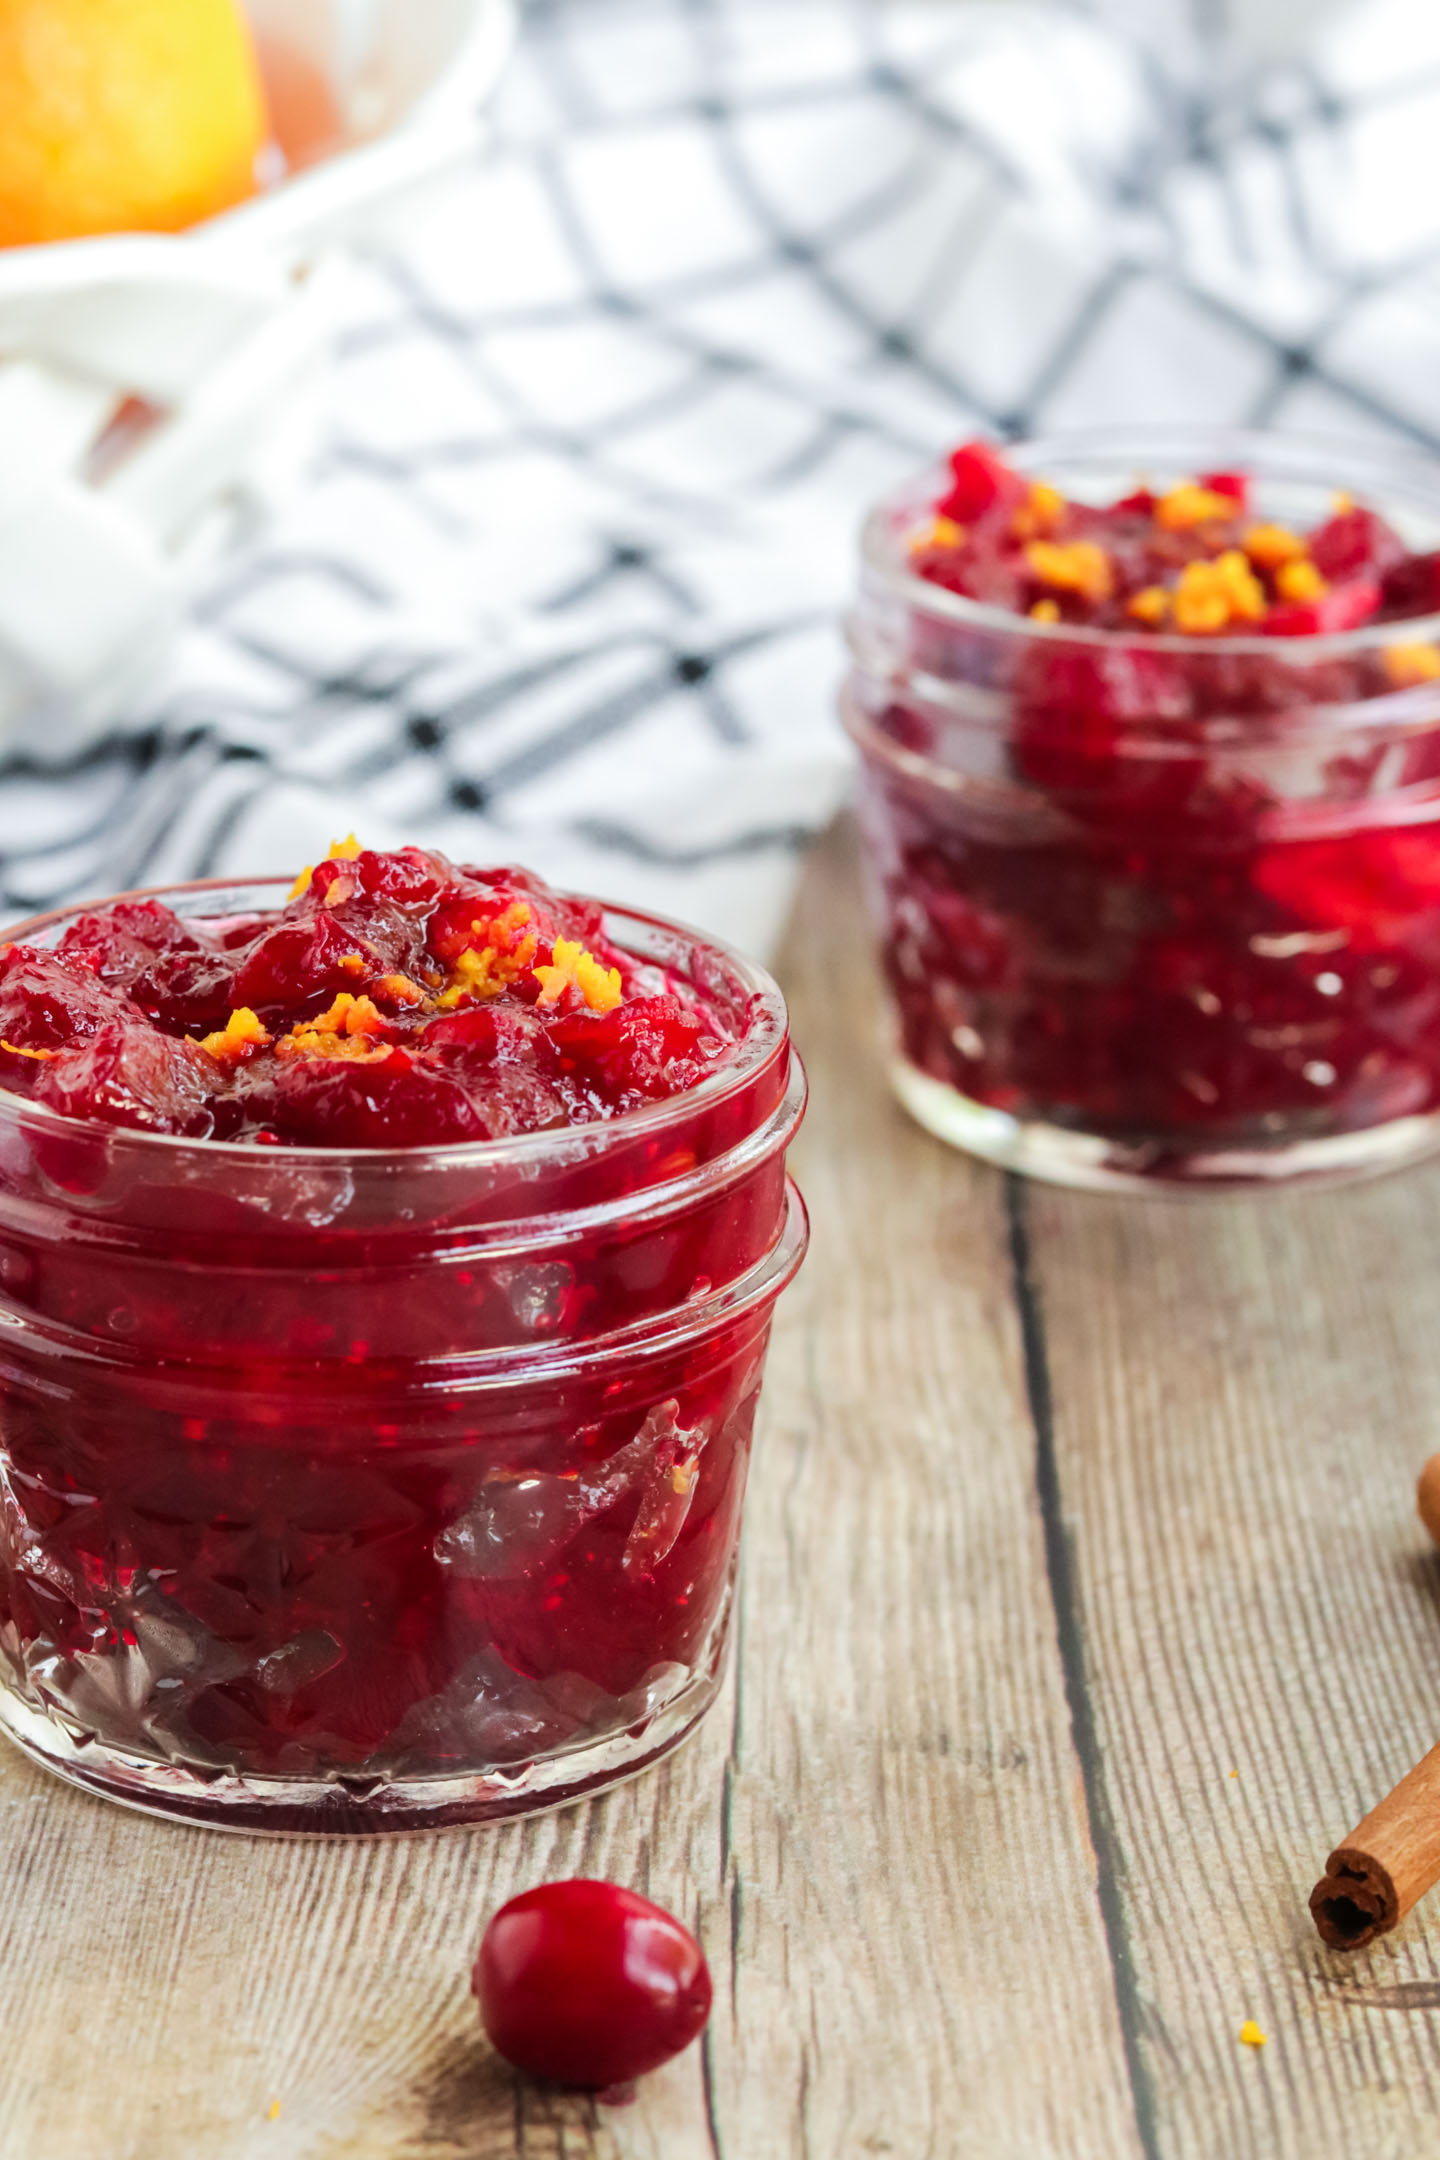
[473,1880,712,2089]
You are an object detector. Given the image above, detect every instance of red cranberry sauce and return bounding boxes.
[859,445,1440,1151]
[912,441,1440,642]
[0,855,801,1789]
[0,843,736,1147]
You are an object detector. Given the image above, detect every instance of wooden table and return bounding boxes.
[8,817,1440,2160]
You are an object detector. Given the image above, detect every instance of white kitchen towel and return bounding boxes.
[4,0,1440,957]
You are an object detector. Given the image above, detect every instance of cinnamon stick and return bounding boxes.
[1311,1740,1440,1949]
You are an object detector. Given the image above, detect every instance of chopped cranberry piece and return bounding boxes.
[230,911,375,1014]
[1199,470,1249,510]
[1264,580,1381,638]
[937,440,1025,526]
[1381,550,1440,620]
[57,901,234,1030]
[1253,829,1440,949]
[550,996,722,1106]
[0,944,134,1050]
[31,1022,217,1136]
[1013,643,1192,793]
[1309,507,1406,586]
[473,1881,712,2088]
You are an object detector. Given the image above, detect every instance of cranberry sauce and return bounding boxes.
[847,437,1440,1179]
[0,865,805,1823]
[0,843,738,1147]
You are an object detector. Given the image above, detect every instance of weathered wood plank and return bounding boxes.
[0,820,1135,2160]
[700,821,1140,2160]
[1026,1165,1440,2158]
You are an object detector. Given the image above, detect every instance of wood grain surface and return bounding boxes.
[4,817,1440,2158]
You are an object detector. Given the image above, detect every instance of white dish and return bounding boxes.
[0,0,518,751]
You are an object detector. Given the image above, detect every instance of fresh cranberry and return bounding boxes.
[473,1881,712,2089]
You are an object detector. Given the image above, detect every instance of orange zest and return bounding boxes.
[1127,585,1170,627]
[438,902,540,1010]
[909,514,964,558]
[1156,483,1240,532]
[1,1038,55,1061]
[196,1008,272,1063]
[290,835,362,901]
[1275,559,1329,604]
[275,993,393,1064]
[1010,480,1065,541]
[1384,643,1440,689]
[1242,523,1308,571]
[534,938,624,1014]
[1171,551,1266,635]
[1025,540,1112,606]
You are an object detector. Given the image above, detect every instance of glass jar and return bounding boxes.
[0,880,806,1832]
[843,428,1440,1190]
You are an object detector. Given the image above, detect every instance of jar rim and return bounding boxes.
[0,876,790,1168]
[863,424,1440,659]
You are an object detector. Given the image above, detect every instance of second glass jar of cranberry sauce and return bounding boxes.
[845,429,1440,1190]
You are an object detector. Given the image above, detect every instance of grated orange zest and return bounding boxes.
[1011,480,1066,540]
[196,1008,272,1063]
[1171,552,1264,634]
[1384,643,1440,688]
[1156,483,1240,531]
[1275,558,1329,604]
[534,937,623,1014]
[1243,523,1307,571]
[289,834,362,901]
[1127,585,1170,626]
[1025,539,1112,605]
[438,902,539,1009]
[306,994,386,1039]
[910,514,964,555]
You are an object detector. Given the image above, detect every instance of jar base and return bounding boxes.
[0,1654,727,1837]
[889,1056,1440,1194]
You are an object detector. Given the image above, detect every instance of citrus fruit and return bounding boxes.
[0,0,268,247]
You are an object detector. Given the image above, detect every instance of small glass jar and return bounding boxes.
[0,880,806,1832]
[844,428,1440,1190]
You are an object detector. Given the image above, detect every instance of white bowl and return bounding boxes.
[0,0,517,751]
